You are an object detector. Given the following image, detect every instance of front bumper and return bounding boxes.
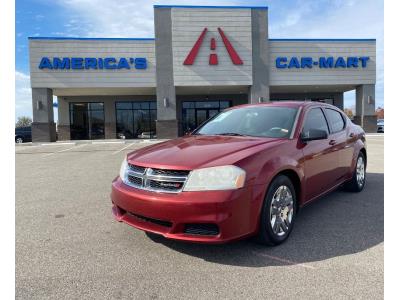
[111,177,259,243]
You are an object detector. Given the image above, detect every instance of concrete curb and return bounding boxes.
[15,139,169,147]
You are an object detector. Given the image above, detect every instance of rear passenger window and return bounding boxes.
[302,108,329,137]
[325,109,345,133]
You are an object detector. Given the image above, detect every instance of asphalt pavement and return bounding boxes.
[15,134,384,299]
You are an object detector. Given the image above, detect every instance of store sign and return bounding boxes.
[38,57,147,70]
[183,27,243,66]
[275,56,370,69]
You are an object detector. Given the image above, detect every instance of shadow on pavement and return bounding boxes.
[145,172,384,267]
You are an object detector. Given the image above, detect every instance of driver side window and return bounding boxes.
[302,108,329,138]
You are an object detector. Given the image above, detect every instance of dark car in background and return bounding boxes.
[377,119,384,133]
[15,126,32,143]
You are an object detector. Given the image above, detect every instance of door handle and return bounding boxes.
[329,139,336,145]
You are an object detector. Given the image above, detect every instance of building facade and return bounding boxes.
[28,5,377,142]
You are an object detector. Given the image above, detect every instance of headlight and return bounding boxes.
[183,165,246,191]
[119,157,128,184]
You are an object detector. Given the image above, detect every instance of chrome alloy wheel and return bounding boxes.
[270,185,294,236]
[356,156,365,187]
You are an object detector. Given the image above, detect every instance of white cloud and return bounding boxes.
[34,14,45,21]
[15,71,58,121]
[267,0,383,108]
[15,71,32,118]
[55,0,240,37]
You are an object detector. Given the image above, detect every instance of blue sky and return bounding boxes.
[16,0,383,119]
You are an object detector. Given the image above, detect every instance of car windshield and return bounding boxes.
[194,106,298,138]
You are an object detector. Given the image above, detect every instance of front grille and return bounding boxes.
[149,180,184,191]
[128,175,143,186]
[128,164,146,174]
[125,164,190,193]
[127,211,172,228]
[184,224,220,236]
[151,169,190,177]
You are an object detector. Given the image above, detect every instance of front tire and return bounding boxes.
[15,137,24,144]
[344,152,366,192]
[256,175,297,246]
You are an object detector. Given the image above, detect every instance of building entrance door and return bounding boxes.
[182,101,230,134]
[69,102,105,140]
[115,101,157,139]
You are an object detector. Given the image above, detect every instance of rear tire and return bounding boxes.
[15,137,24,144]
[256,175,297,246]
[344,152,366,192]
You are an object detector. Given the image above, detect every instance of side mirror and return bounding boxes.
[301,129,328,142]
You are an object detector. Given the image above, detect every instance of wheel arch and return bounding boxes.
[273,169,302,212]
[360,147,367,168]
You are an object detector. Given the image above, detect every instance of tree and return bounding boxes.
[16,116,32,128]
[375,107,384,119]
[344,108,354,120]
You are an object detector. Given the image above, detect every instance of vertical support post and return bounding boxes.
[355,84,376,133]
[31,88,56,142]
[249,8,270,104]
[154,7,178,138]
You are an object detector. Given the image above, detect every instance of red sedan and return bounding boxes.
[111,101,366,245]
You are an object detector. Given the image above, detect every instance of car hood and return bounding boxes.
[127,135,283,170]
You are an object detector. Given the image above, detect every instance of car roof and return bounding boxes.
[227,100,340,110]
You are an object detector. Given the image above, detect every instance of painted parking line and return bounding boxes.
[252,251,316,270]
[42,144,86,157]
[112,143,135,155]
[41,142,75,146]
[92,141,124,144]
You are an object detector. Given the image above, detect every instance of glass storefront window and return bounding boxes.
[116,101,157,139]
[116,102,132,110]
[183,102,195,109]
[69,102,105,140]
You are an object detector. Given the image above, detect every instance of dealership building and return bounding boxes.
[28,5,376,142]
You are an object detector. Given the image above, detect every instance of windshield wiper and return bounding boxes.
[216,132,246,136]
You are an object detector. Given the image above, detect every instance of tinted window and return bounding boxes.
[196,106,298,138]
[325,109,345,133]
[302,108,329,137]
[115,101,156,139]
[69,102,105,140]
[116,102,132,110]
[181,101,232,134]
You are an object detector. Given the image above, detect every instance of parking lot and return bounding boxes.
[15,134,384,299]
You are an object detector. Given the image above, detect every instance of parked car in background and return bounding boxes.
[377,119,384,133]
[15,126,32,143]
[112,101,367,246]
[138,131,157,139]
